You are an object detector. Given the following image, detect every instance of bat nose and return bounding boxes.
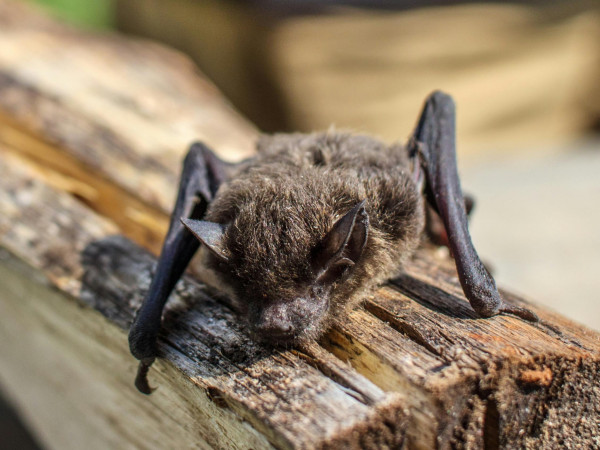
[255,317,294,338]
[254,306,296,341]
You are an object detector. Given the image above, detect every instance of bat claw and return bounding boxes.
[499,303,539,323]
[135,358,156,395]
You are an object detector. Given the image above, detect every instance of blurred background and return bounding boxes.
[3,0,600,447]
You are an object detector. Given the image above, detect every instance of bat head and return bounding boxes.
[181,132,425,345]
[182,200,369,344]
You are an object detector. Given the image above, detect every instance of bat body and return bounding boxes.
[129,91,537,394]
[200,132,424,342]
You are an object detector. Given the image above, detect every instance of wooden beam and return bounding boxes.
[0,1,598,448]
[0,0,257,253]
[0,150,410,449]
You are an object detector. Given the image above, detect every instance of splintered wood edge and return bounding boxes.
[2,144,600,448]
[0,1,599,447]
[0,147,414,449]
[0,116,169,254]
[0,253,273,450]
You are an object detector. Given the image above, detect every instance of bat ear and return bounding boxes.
[313,201,369,283]
[181,218,229,262]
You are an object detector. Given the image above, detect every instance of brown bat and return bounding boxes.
[128,91,537,394]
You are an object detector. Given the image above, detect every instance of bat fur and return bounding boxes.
[199,131,425,343]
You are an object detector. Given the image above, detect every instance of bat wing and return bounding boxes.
[128,142,234,393]
[409,91,537,322]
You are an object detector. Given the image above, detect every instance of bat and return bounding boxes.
[128,91,538,394]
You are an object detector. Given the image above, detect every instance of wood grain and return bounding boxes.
[0,149,411,449]
[2,137,599,448]
[0,0,258,212]
[0,1,599,448]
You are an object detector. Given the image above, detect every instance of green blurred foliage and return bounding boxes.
[29,0,114,29]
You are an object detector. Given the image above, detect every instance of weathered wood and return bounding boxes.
[0,0,257,252]
[3,140,600,450]
[0,1,599,449]
[0,149,410,449]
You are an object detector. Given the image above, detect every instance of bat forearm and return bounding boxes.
[412,91,536,320]
[128,143,233,393]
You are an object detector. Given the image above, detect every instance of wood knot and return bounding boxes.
[518,367,553,387]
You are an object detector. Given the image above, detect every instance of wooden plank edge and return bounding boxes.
[0,144,417,449]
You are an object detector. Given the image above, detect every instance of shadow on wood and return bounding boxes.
[0,1,599,449]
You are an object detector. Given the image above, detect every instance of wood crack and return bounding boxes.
[364,300,446,360]
[1,3,599,447]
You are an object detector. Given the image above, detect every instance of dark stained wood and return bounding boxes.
[0,1,599,449]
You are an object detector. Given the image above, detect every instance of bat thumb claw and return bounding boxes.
[135,358,156,395]
[499,304,539,323]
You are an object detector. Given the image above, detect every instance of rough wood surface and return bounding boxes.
[0,0,257,251]
[0,1,599,449]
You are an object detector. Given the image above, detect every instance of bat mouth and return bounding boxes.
[250,328,304,346]
[249,315,328,347]
[250,319,304,343]
[248,294,330,346]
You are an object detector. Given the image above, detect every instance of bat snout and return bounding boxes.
[254,316,294,339]
[252,303,299,343]
[250,295,328,344]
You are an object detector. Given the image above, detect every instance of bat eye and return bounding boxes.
[316,257,354,285]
